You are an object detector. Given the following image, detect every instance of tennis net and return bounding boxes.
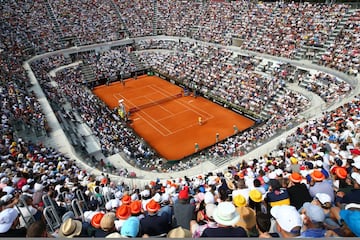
[128,93,182,113]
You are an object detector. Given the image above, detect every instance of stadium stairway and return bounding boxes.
[129,52,146,71]
[45,1,66,46]
[80,63,97,87]
[293,9,355,62]
[312,8,357,64]
[109,0,131,38]
[152,0,158,35]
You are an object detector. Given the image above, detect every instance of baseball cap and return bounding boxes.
[302,202,325,223]
[0,208,19,233]
[315,193,331,205]
[271,205,302,233]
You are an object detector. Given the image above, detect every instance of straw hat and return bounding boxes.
[100,212,115,231]
[167,226,192,238]
[58,218,82,238]
[236,206,256,230]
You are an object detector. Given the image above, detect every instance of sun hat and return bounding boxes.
[167,226,192,238]
[106,232,122,238]
[302,202,325,223]
[204,191,215,204]
[226,180,235,190]
[146,199,160,213]
[315,193,331,205]
[205,203,216,220]
[21,184,30,192]
[0,194,13,204]
[212,202,240,226]
[33,183,44,192]
[58,218,83,238]
[91,212,105,228]
[351,172,360,185]
[153,193,162,203]
[140,189,150,198]
[0,208,18,233]
[352,161,360,169]
[271,205,302,233]
[340,210,360,236]
[249,189,262,203]
[290,157,298,164]
[195,192,205,203]
[345,203,360,210]
[289,172,302,183]
[2,186,14,195]
[233,194,247,207]
[115,205,131,220]
[130,200,142,215]
[311,170,325,181]
[122,194,131,205]
[161,193,170,203]
[62,211,75,223]
[236,206,256,229]
[120,217,140,238]
[224,172,233,180]
[100,212,115,231]
[335,167,347,179]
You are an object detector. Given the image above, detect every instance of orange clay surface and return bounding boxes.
[93,75,255,160]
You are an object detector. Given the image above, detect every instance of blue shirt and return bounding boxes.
[301,228,327,238]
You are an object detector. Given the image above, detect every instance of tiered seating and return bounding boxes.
[50,0,126,45]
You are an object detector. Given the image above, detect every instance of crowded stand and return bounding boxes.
[319,10,360,76]
[114,0,155,37]
[298,71,353,103]
[1,96,360,237]
[136,40,310,116]
[0,0,360,238]
[80,46,138,81]
[50,0,126,46]
[1,0,64,55]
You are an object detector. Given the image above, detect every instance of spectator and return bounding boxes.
[140,199,171,236]
[201,202,247,237]
[26,220,49,238]
[173,186,195,230]
[287,172,312,210]
[270,205,302,238]
[338,172,360,204]
[190,203,218,238]
[58,218,83,238]
[255,212,280,238]
[308,170,335,203]
[299,202,338,237]
[120,216,141,238]
[264,179,290,210]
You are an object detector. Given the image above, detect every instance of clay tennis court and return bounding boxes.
[93,75,255,160]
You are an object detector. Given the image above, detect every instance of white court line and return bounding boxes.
[112,83,215,137]
[142,87,215,136]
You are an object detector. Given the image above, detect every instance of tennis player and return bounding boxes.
[198,117,202,125]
